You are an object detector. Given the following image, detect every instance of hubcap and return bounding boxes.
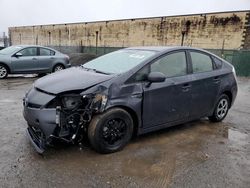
[216,98,228,119]
[102,118,127,145]
[54,65,63,72]
[0,66,7,78]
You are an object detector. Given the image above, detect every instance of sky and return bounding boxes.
[0,0,250,35]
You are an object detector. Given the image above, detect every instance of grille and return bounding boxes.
[27,102,41,109]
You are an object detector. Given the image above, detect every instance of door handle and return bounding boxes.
[50,57,55,59]
[32,58,37,60]
[182,83,191,92]
[131,93,142,99]
[213,76,220,83]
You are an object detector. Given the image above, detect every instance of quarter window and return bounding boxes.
[190,51,213,73]
[151,52,187,77]
[212,56,222,69]
[19,47,37,56]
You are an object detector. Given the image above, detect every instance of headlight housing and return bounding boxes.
[61,95,82,110]
[89,94,108,113]
[60,93,108,112]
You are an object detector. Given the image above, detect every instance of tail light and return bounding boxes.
[65,55,69,60]
[232,67,236,78]
[64,55,70,64]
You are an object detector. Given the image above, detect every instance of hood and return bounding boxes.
[35,67,114,94]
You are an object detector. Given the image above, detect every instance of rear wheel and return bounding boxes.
[88,108,133,154]
[0,64,8,79]
[209,94,230,122]
[53,64,64,72]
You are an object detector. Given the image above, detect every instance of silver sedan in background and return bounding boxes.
[0,45,71,78]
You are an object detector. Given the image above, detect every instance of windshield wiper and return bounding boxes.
[81,66,111,75]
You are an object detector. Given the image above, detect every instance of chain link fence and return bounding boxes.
[46,45,250,76]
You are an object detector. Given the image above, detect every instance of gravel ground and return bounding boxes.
[0,75,249,188]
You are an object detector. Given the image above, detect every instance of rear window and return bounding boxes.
[190,51,213,73]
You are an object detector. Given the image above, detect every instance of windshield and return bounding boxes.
[82,49,156,74]
[0,46,22,55]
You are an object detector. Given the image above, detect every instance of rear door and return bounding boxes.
[141,51,192,128]
[36,47,56,72]
[11,47,38,73]
[188,50,221,118]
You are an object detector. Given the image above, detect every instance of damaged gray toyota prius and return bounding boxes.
[23,46,237,154]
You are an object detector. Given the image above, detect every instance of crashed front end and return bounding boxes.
[23,86,107,153]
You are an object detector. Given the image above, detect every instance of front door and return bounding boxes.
[142,51,192,128]
[11,47,38,73]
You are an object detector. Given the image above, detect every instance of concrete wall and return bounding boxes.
[9,11,250,50]
[242,12,250,49]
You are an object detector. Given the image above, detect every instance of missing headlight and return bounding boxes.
[61,94,82,110]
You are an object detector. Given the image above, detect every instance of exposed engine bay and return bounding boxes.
[24,86,109,153]
[53,93,107,144]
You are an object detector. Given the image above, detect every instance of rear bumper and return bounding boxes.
[231,84,238,107]
[65,64,71,68]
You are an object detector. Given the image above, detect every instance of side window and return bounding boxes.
[128,51,187,83]
[150,51,187,77]
[190,51,213,73]
[40,48,55,56]
[19,47,37,56]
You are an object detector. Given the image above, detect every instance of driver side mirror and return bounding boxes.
[15,52,23,58]
[146,72,166,87]
[147,72,166,83]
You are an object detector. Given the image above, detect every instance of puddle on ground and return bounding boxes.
[0,99,15,103]
[0,75,36,90]
[4,118,249,188]
[227,128,248,146]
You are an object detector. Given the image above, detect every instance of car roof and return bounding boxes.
[126,46,208,53]
[11,45,58,51]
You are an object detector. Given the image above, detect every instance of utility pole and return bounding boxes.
[181,25,187,46]
[3,32,8,47]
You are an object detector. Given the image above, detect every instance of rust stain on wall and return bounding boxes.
[9,11,250,49]
[210,14,241,26]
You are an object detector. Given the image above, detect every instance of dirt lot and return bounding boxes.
[0,75,249,188]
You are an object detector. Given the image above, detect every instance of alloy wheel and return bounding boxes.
[0,65,7,78]
[216,98,228,119]
[102,118,127,145]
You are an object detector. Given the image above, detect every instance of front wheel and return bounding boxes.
[209,94,230,122]
[0,64,8,79]
[88,108,134,154]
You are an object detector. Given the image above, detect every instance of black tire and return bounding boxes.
[37,73,47,77]
[0,64,8,79]
[53,64,65,72]
[88,108,134,154]
[209,94,230,122]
